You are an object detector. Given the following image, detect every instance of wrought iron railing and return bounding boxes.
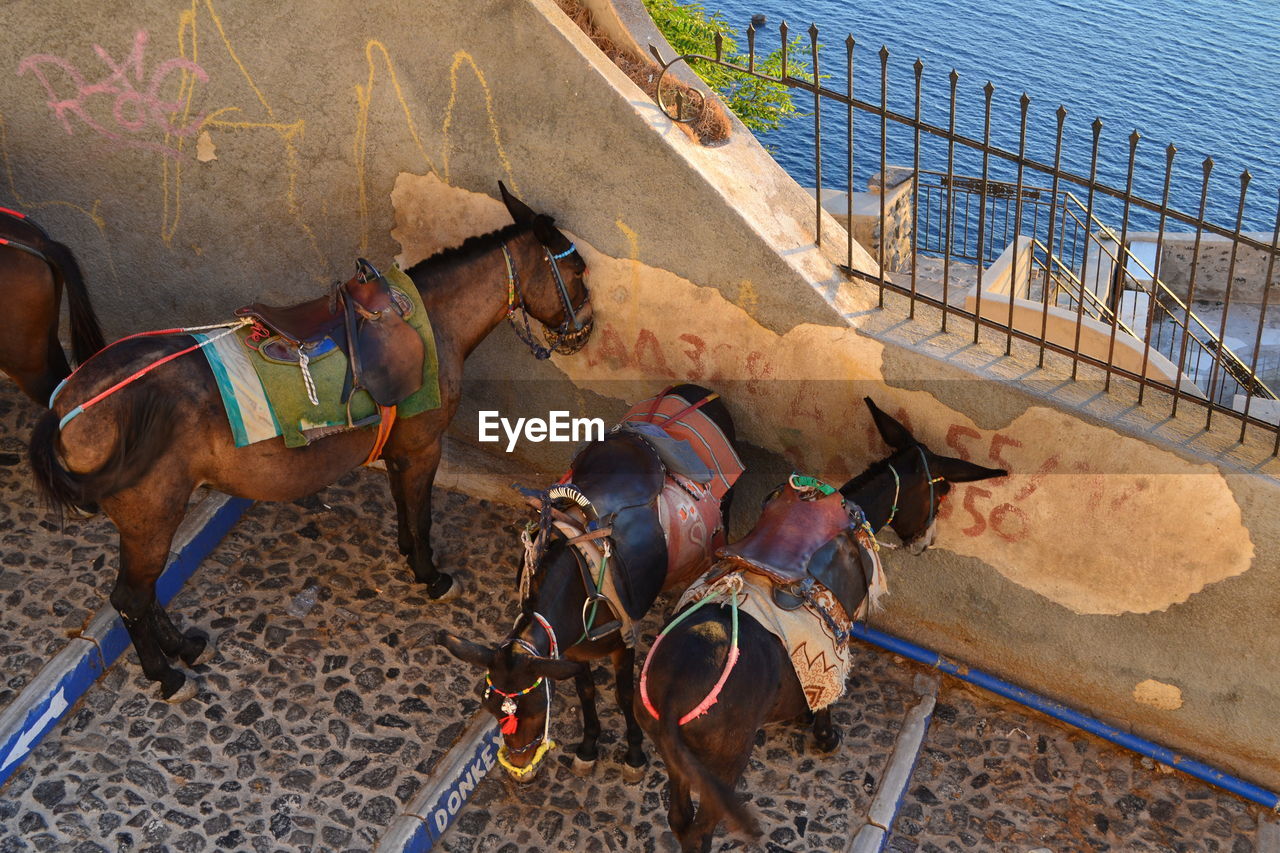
[647,21,1280,448]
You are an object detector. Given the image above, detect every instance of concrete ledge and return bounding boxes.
[847,674,939,853]
[377,713,500,851]
[0,493,250,788]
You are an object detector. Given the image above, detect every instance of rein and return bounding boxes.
[501,241,591,359]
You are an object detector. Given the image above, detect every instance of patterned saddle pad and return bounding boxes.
[197,266,441,448]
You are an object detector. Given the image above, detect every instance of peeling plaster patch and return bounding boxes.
[196,130,216,162]
[388,176,1252,618]
[546,243,1253,616]
[1134,679,1184,710]
[390,173,510,269]
[931,406,1253,615]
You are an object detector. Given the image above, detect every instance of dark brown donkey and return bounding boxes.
[439,384,743,784]
[638,398,1006,852]
[28,184,592,701]
[0,207,105,403]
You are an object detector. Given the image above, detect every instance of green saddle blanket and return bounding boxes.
[197,266,441,449]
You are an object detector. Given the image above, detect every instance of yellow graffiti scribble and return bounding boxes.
[443,51,517,190]
[161,0,320,273]
[615,219,641,302]
[0,111,119,289]
[353,41,438,254]
[737,279,759,313]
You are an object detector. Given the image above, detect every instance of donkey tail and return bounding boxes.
[43,239,106,364]
[28,384,177,517]
[661,700,761,839]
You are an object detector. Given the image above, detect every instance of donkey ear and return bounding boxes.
[528,656,586,681]
[437,630,496,670]
[499,181,536,225]
[864,397,915,450]
[931,455,1007,483]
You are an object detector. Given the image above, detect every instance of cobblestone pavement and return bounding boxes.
[0,381,1270,851]
[0,382,118,716]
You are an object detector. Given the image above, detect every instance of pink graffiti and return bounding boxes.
[18,30,208,158]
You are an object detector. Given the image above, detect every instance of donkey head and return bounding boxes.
[850,397,1006,553]
[437,626,580,782]
[498,181,593,355]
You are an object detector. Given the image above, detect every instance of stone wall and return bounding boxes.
[809,167,916,272]
[1129,232,1278,303]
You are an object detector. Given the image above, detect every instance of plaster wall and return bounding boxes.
[3,0,1279,792]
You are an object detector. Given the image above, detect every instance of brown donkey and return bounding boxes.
[0,207,105,404]
[638,398,1006,851]
[28,184,592,700]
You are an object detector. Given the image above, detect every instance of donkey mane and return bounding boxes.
[405,221,535,276]
[841,454,895,495]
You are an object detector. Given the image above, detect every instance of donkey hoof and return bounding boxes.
[814,729,842,753]
[571,755,597,777]
[621,760,647,783]
[182,633,215,667]
[426,573,457,601]
[158,672,198,704]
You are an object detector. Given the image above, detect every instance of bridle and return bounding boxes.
[501,241,593,359]
[485,611,560,778]
[881,445,946,546]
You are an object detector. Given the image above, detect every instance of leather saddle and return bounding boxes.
[716,485,874,628]
[566,432,669,622]
[236,259,424,407]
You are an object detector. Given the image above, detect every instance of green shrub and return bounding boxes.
[642,0,811,133]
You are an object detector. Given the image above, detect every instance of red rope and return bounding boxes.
[71,337,206,417]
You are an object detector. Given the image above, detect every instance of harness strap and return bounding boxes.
[639,585,740,725]
[57,321,251,429]
[363,405,398,466]
[637,388,720,432]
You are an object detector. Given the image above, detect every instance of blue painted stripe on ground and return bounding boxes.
[0,495,250,790]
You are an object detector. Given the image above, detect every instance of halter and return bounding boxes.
[501,241,592,359]
[882,445,945,545]
[487,612,559,779]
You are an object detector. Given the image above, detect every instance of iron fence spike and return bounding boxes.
[1056,104,1067,123]
[1092,116,1103,135]
[846,33,855,50]
[1240,168,1252,187]
[1166,142,1177,162]
[913,57,923,75]
[1203,156,1214,175]
[1129,130,1141,148]
[809,22,819,40]
[880,44,890,62]
[984,81,995,98]
[949,68,959,85]
[1020,92,1030,109]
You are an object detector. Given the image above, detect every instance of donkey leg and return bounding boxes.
[571,662,602,774]
[667,774,695,845]
[611,646,647,780]
[813,706,841,752]
[107,491,192,700]
[149,606,209,667]
[110,573,188,701]
[386,440,453,599]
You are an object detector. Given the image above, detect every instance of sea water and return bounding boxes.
[688,0,1280,232]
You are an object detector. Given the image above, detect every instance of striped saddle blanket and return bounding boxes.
[197,266,441,449]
